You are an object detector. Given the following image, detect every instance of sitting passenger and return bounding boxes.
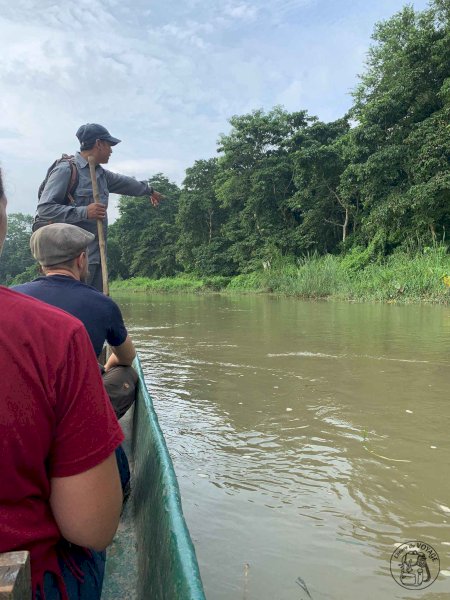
[13,223,138,421]
[13,223,138,494]
[0,167,123,599]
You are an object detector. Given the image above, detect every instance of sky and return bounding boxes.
[0,0,430,222]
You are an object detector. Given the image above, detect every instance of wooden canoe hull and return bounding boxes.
[103,355,206,600]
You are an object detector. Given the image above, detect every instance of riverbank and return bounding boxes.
[111,248,450,304]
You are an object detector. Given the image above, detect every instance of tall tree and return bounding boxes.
[346,0,450,250]
[215,107,309,271]
[110,174,181,279]
[176,158,232,275]
[290,119,351,253]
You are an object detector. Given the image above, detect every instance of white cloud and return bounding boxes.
[159,23,210,49]
[223,3,258,20]
[110,158,186,184]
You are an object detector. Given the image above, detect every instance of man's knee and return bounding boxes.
[102,366,138,420]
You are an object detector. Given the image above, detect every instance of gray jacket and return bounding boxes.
[36,152,153,263]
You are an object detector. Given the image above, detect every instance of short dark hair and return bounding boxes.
[79,141,96,151]
[79,139,111,152]
[0,168,4,198]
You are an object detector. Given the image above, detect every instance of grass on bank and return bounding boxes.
[112,276,204,293]
[110,247,450,304]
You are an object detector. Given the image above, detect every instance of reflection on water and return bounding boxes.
[116,293,450,599]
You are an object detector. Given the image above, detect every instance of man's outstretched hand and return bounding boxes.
[150,191,164,207]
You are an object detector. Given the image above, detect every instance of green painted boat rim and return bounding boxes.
[133,355,206,599]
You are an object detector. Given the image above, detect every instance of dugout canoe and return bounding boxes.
[102,355,206,600]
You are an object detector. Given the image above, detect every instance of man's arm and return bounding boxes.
[104,335,136,371]
[104,170,164,206]
[50,453,122,551]
[104,169,153,196]
[49,324,124,550]
[37,162,89,223]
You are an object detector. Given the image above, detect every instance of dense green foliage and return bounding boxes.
[0,213,35,285]
[2,1,449,305]
[109,174,180,280]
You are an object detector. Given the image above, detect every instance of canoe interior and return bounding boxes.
[103,356,206,600]
[102,407,137,599]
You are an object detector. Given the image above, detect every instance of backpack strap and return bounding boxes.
[61,155,79,205]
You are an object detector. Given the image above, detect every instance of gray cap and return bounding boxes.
[76,123,121,150]
[30,224,95,266]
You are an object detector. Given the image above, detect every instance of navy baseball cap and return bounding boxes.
[76,123,121,150]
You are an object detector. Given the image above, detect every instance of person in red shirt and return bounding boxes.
[0,167,124,598]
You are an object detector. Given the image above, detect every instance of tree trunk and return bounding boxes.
[207,210,213,243]
[342,207,349,242]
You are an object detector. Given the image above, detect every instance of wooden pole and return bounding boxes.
[88,156,109,296]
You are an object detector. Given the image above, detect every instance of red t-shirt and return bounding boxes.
[0,287,124,598]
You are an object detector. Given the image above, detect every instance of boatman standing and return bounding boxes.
[34,123,163,291]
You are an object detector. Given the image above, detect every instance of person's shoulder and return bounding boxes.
[80,285,124,318]
[74,279,107,298]
[10,283,28,294]
[74,152,88,169]
[74,280,119,308]
[2,286,84,332]
[101,167,113,177]
[91,289,122,310]
[11,278,44,293]
[106,295,124,317]
[51,158,73,175]
[89,286,123,313]
[3,285,40,305]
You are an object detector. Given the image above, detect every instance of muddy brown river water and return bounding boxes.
[115,293,450,600]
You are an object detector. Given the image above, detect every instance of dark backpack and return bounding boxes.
[38,154,79,204]
[33,154,80,232]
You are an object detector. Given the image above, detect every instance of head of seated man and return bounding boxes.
[30,223,93,282]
